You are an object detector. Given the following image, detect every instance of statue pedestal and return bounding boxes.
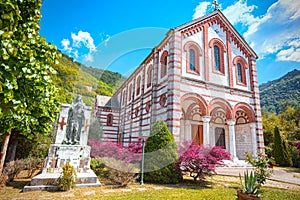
[23,96,100,192]
[23,144,100,192]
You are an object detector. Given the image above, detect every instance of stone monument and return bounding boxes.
[23,96,101,192]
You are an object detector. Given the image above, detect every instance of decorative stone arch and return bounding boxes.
[128,84,132,102]
[136,75,141,96]
[146,64,153,88]
[208,98,233,119]
[209,38,227,75]
[181,93,208,118]
[210,107,227,124]
[184,41,203,75]
[160,50,168,78]
[233,102,255,124]
[233,56,248,85]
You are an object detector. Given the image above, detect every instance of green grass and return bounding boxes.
[0,174,299,200]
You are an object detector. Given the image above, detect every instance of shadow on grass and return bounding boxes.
[6,180,30,190]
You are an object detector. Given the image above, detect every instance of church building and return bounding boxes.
[95,9,264,160]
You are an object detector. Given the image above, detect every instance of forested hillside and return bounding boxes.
[259,69,300,113]
[52,52,125,106]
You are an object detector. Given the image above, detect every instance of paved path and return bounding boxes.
[216,167,300,185]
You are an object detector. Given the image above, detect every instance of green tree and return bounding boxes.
[273,126,292,167]
[262,111,279,145]
[278,106,300,141]
[0,0,60,174]
[144,121,182,183]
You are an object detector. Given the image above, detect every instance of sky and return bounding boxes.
[40,0,300,84]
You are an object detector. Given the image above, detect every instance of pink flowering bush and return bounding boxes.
[88,139,143,164]
[175,141,231,181]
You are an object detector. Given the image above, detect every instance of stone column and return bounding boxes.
[203,116,211,145]
[250,123,257,158]
[185,120,191,141]
[227,119,237,160]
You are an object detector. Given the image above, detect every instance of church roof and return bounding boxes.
[174,9,258,59]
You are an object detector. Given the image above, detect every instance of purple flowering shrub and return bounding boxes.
[175,141,231,181]
[88,139,143,164]
[293,141,300,155]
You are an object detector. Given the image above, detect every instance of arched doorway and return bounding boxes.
[208,98,233,154]
[234,103,256,159]
[180,94,208,145]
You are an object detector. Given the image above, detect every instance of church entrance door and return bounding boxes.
[192,124,203,145]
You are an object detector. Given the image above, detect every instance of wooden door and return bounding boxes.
[192,124,203,145]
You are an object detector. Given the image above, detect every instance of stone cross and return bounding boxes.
[57,117,67,130]
[212,0,219,10]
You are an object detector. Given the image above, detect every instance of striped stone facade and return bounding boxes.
[95,10,264,159]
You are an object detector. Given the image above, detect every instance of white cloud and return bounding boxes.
[276,47,300,62]
[223,0,258,27]
[244,0,300,60]
[104,34,110,46]
[289,38,300,47]
[71,30,96,53]
[85,53,94,62]
[193,2,211,19]
[60,30,97,62]
[192,0,300,63]
[61,38,72,52]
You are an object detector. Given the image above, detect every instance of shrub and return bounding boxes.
[16,134,52,159]
[104,158,139,187]
[143,121,183,184]
[88,140,142,164]
[3,159,26,182]
[58,162,77,191]
[273,126,292,166]
[90,158,108,177]
[0,174,8,187]
[23,157,44,178]
[291,145,300,168]
[175,141,231,181]
[244,152,273,188]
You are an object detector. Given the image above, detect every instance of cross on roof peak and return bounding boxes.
[212,0,219,11]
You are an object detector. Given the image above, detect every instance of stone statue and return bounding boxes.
[64,96,85,145]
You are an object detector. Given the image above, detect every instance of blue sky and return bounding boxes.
[40,0,300,84]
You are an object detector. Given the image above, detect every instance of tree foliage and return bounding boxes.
[260,69,300,114]
[0,0,60,137]
[175,141,230,181]
[52,53,126,106]
[262,106,300,145]
[144,121,183,184]
[273,126,292,167]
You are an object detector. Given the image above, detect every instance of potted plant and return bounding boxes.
[237,170,262,200]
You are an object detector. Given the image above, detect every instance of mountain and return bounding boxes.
[52,52,125,106]
[259,69,300,113]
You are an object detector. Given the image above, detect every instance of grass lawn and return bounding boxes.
[0,172,299,200]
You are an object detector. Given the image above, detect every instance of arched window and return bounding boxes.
[209,38,226,75]
[237,63,243,82]
[136,76,141,96]
[147,65,153,88]
[214,45,221,71]
[189,49,195,71]
[184,41,202,75]
[160,51,168,78]
[128,84,132,101]
[233,56,248,85]
[122,90,126,105]
[107,114,113,126]
[215,127,225,148]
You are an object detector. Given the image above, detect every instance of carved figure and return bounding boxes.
[64,96,85,145]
